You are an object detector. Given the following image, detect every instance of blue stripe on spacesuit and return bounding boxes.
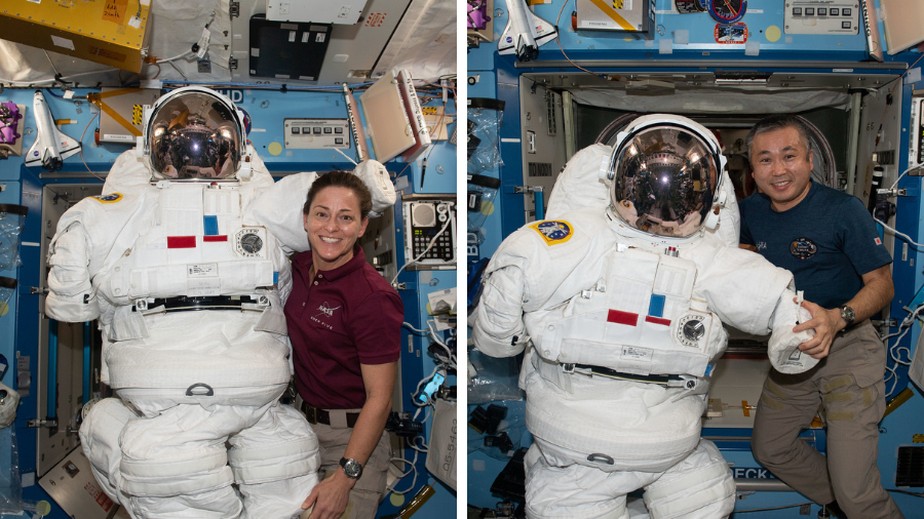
[203,215,219,235]
[648,294,665,318]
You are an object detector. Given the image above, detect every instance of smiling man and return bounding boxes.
[739,114,901,519]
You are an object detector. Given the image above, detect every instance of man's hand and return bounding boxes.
[301,469,355,519]
[793,299,841,359]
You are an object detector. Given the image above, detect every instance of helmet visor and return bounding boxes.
[148,91,241,179]
[610,124,718,238]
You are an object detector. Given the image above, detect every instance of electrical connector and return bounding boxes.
[468,404,507,435]
[416,370,445,405]
[484,432,514,454]
[385,412,425,437]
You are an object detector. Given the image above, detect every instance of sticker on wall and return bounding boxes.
[674,0,706,14]
[714,22,748,44]
[707,0,746,23]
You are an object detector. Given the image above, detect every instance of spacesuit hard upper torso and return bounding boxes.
[44,160,316,409]
[475,206,797,470]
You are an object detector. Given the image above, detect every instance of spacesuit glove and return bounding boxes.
[353,160,396,217]
[0,381,20,428]
[767,292,819,374]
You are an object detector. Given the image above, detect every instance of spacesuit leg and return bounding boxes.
[78,398,137,512]
[228,402,321,519]
[118,402,270,518]
[525,441,657,519]
[642,440,735,519]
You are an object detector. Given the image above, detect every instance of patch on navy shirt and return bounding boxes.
[92,192,123,204]
[529,220,573,245]
[790,237,817,260]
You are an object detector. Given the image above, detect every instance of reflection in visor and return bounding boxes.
[149,93,241,180]
[611,125,717,238]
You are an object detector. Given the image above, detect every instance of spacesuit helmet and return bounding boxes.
[143,86,247,180]
[605,114,725,239]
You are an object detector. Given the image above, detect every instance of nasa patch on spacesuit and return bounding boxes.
[528,220,573,245]
[91,192,124,204]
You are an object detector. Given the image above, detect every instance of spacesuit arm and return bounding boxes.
[545,143,611,219]
[473,213,600,358]
[352,160,396,217]
[471,263,530,358]
[45,219,100,322]
[251,172,318,255]
[694,246,815,373]
[471,224,560,358]
[766,287,817,374]
[252,161,395,255]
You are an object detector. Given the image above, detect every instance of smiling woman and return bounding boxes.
[285,170,404,519]
[303,173,373,272]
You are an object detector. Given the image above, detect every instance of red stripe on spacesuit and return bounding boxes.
[202,235,228,242]
[607,309,638,326]
[167,236,197,248]
[645,316,671,326]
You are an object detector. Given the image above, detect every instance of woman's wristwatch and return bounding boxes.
[340,457,364,479]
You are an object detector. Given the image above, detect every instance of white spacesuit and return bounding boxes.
[472,114,815,519]
[44,87,395,518]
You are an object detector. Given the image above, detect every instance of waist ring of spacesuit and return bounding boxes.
[132,294,270,314]
[561,362,701,390]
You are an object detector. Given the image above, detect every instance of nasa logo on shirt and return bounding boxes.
[790,237,817,260]
[529,220,573,245]
[311,301,341,331]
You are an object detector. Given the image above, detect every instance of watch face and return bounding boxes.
[341,458,363,478]
[708,0,747,23]
[841,305,856,323]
